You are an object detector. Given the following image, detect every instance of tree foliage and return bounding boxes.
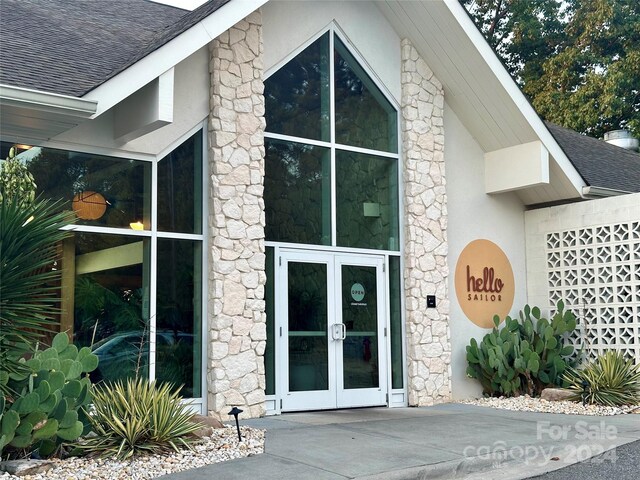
[461,0,640,139]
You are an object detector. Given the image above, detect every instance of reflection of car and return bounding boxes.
[91,331,193,383]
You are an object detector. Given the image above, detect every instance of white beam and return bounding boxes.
[76,242,144,275]
[485,141,549,194]
[114,68,174,143]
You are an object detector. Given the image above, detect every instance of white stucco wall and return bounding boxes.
[444,102,528,399]
[262,0,401,103]
[50,47,209,157]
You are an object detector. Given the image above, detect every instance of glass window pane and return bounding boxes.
[336,150,399,250]
[264,138,331,245]
[71,233,150,383]
[265,247,275,395]
[157,131,202,234]
[288,262,328,392]
[264,32,330,141]
[265,32,330,141]
[389,256,404,389]
[334,36,397,153]
[1,142,151,230]
[156,239,202,398]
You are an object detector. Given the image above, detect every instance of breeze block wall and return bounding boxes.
[401,39,452,406]
[208,10,267,420]
[526,193,640,365]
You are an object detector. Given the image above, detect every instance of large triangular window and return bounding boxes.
[264,29,399,251]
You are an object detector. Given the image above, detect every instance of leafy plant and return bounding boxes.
[466,301,577,397]
[0,196,75,394]
[0,332,98,458]
[0,148,37,207]
[563,351,640,407]
[76,378,202,460]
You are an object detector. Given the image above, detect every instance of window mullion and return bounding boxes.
[148,157,158,383]
[329,30,337,247]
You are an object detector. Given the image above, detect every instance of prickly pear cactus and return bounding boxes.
[466,301,577,397]
[0,332,98,457]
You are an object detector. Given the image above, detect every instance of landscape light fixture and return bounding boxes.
[229,406,243,441]
[581,379,589,406]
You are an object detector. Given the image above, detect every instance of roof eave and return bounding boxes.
[82,0,268,117]
[0,84,98,142]
[581,185,634,198]
[441,0,586,199]
[0,84,97,117]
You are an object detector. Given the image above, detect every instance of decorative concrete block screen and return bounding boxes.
[525,193,640,364]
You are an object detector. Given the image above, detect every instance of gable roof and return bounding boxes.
[0,0,237,98]
[1,0,636,200]
[545,122,640,193]
[0,0,190,97]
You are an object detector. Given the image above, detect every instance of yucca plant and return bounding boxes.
[563,350,640,406]
[76,378,202,459]
[0,195,74,394]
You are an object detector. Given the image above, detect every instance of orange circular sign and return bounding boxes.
[454,239,515,328]
[72,191,107,220]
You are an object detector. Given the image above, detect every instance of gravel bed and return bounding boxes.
[461,395,640,416]
[1,425,264,480]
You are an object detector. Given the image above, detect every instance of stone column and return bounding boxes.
[400,39,452,406]
[208,10,266,420]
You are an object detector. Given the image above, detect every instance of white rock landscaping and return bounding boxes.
[0,426,264,480]
[462,396,640,416]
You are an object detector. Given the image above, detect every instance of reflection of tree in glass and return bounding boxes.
[157,131,201,233]
[334,38,397,153]
[74,275,144,347]
[265,32,330,141]
[264,139,329,245]
[24,147,147,227]
[156,239,200,398]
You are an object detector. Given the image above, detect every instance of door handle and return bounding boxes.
[332,323,342,340]
[332,323,347,341]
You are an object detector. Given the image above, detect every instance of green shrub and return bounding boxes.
[563,351,640,406]
[76,378,202,460]
[466,301,577,397]
[0,196,74,394]
[0,332,98,458]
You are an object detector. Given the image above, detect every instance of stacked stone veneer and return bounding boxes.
[401,39,452,406]
[208,11,266,420]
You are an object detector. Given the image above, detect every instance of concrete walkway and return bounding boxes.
[162,404,640,480]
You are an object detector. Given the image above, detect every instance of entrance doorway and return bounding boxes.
[279,250,387,411]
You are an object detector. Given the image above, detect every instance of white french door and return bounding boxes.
[279,249,387,411]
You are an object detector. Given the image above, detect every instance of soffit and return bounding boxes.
[376,0,585,203]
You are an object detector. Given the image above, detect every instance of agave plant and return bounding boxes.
[0,196,74,394]
[563,350,640,406]
[76,378,202,460]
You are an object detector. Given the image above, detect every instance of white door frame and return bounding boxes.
[278,248,387,411]
[335,254,387,408]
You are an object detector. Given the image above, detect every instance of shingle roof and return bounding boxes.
[545,122,640,193]
[0,0,229,97]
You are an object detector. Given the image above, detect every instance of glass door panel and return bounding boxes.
[341,265,379,389]
[288,262,329,392]
[336,255,387,408]
[281,251,335,411]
